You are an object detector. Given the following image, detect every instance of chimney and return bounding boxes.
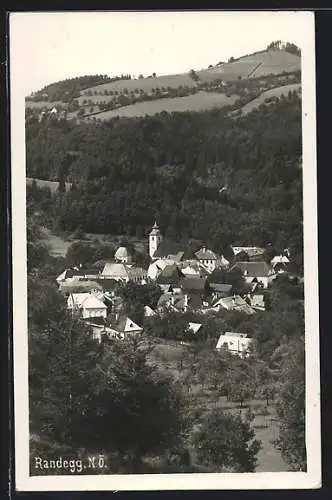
[202,246,206,253]
[115,312,119,322]
[184,294,188,311]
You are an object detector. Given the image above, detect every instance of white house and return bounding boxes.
[108,316,143,340]
[231,262,276,289]
[194,247,219,273]
[216,332,252,357]
[270,254,290,274]
[67,292,107,319]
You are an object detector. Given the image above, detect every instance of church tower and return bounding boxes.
[149,221,162,259]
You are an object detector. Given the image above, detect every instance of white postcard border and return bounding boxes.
[10,10,321,491]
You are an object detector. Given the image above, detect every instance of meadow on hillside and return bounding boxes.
[85,91,239,120]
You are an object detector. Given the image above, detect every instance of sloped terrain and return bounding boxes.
[200,50,300,82]
[239,83,301,115]
[85,91,239,120]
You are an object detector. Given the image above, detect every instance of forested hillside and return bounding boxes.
[26,90,302,269]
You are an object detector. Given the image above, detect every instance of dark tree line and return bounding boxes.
[26,92,303,270]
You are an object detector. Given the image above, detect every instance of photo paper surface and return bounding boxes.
[10,10,321,491]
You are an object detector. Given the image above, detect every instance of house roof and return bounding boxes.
[231,261,273,277]
[231,246,265,258]
[101,263,146,279]
[271,254,290,266]
[213,295,256,315]
[153,240,193,260]
[144,305,156,316]
[179,260,210,277]
[188,322,202,334]
[69,293,107,310]
[57,268,85,281]
[224,331,249,338]
[102,262,129,278]
[195,247,218,260]
[60,280,102,294]
[156,264,184,285]
[182,277,207,292]
[209,283,233,293]
[111,316,143,334]
[127,266,147,279]
[216,332,251,349]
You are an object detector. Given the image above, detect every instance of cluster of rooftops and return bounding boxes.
[55,223,291,355]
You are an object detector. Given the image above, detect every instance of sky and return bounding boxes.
[9,10,314,96]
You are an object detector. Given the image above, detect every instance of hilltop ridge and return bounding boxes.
[25,46,301,123]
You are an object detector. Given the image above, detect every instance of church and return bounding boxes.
[148,221,229,272]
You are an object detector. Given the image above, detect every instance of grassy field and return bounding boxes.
[85,91,239,120]
[200,50,300,82]
[240,83,301,116]
[41,228,147,258]
[150,340,289,472]
[81,73,198,96]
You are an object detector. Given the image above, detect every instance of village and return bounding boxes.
[56,221,291,357]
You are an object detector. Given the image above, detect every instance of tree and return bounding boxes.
[224,358,258,407]
[193,409,261,472]
[89,338,189,471]
[189,69,200,82]
[29,296,105,452]
[66,241,95,266]
[274,337,306,471]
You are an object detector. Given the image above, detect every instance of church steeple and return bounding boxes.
[149,220,162,258]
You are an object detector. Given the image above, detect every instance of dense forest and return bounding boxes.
[26,91,303,270]
[27,74,132,102]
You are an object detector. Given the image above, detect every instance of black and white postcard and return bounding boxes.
[9,10,321,491]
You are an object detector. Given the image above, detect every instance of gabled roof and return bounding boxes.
[69,293,107,310]
[156,264,184,285]
[144,305,156,316]
[216,332,252,349]
[188,322,202,334]
[182,277,207,292]
[111,316,143,334]
[101,262,129,278]
[213,295,256,315]
[271,254,290,266]
[231,246,265,258]
[127,266,147,279]
[57,268,85,281]
[153,240,193,260]
[195,247,218,260]
[231,261,273,277]
[101,263,146,279]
